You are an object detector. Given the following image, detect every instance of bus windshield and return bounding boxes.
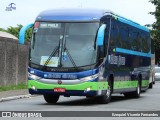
[30,22,99,70]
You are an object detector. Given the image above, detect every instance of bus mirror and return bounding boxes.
[96,24,106,46]
[19,23,34,44]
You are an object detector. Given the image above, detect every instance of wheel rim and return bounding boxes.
[106,85,111,97]
[137,82,140,94]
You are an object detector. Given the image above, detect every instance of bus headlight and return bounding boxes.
[79,74,98,81]
[28,73,41,80]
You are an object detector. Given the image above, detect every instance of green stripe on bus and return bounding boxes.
[142,80,149,87]
[28,79,149,91]
[114,81,138,89]
[114,80,149,89]
[28,80,108,91]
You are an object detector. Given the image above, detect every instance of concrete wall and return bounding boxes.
[0,37,29,86]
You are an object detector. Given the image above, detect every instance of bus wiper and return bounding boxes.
[42,46,59,70]
[64,47,78,69]
[61,34,78,70]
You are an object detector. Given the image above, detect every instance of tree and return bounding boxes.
[0,28,7,32]
[7,24,23,39]
[149,0,160,64]
[0,24,32,42]
[25,28,32,41]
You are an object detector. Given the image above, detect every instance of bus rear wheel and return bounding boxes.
[132,80,141,98]
[124,79,141,98]
[149,75,154,89]
[149,82,153,89]
[98,79,112,104]
[43,95,60,104]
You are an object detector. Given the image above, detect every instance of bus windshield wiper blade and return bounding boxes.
[42,46,59,70]
[64,47,78,70]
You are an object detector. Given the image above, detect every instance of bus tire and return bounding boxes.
[149,75,154,89]
[124,78,141,98]
[43,95,60,104]
[153,81,155,84]
[98,78,112,104]
[149,82,153,89]
[132,79,141,98]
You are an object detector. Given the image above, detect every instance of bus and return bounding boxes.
[149,52,155,88]
[19,9,153,104]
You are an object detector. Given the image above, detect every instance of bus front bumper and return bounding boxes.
[29,89,97,97]
[28,80,108,97]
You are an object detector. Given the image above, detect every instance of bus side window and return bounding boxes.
[119,25,125,48]
[110,20,118,49]
[141,33,150,53]
[125,26,131,49]
[131,30,140,51]
[118,22,128,49]
[119,23,130,49]
[104,23,109,57]
[102,18,111,56]
[128,27,132,50]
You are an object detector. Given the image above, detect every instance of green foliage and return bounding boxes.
[0,28,7,32]
[149,0,160,49]
[0,24,32,42]
[0,84,27,92]
[149,0,160,63]
[7,24,23,39]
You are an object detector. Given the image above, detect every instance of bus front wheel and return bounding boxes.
[43,95,60,104]
[97,79,112,104]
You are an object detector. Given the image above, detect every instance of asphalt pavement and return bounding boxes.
[0,82,160,120]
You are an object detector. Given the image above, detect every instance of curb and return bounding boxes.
[0,94,33,102]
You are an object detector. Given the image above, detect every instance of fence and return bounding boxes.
[0,37,29,86]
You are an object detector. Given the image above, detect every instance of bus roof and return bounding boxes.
[36,8,149,32]
[36,9,106,21]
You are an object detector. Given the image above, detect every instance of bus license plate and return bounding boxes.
[54,88,66,92]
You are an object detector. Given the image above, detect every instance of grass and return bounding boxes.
[0,84,27,92]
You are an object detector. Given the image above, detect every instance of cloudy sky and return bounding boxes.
[0,0,155,29]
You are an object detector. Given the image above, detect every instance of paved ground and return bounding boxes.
[0,82,160,120]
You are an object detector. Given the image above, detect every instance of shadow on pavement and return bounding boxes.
[40,94,145,106]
